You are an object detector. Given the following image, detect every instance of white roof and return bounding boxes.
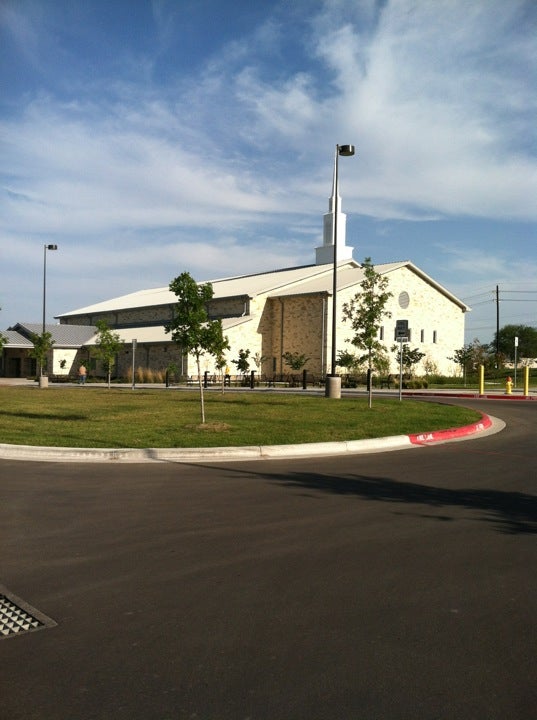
[56,287,178,318]
[57,258,469,319]
[56,262,358,318]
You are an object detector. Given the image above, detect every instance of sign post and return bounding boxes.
[514,336,518,388]
[132,339,137,390]
[395,321,409,401]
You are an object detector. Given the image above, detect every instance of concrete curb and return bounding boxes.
[0,413,501,464]
[409,413,493,445]
[403,390,536,401]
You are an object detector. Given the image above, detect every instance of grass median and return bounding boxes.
[0,386,483,449]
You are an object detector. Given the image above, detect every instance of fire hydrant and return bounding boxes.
[505,376,513,395]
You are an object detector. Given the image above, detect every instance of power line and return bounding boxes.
[462,287,537,302]
[501,290,537,294]
[462,292,495,302]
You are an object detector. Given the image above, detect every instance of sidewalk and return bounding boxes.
[1,376,536,399]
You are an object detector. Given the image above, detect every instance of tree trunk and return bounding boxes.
[196,356,205,423]
[368,351,373,409]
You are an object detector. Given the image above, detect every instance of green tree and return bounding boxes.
[282,351,309,386]
[253,353,268,372]
[92,320,123,389]
[422,357,439,378]
[166,272,228,423]
[342,257,393,407]
[470,338,498,372]
[212,333,230,395]
[372,349,391,376]
[0,308,6,353]
[29,331,54,378]
[451,338,500,377]
[492,324,537,360]
[336,349,360,374]
[232,349,251,379]
[448,344,475,385]
[391,343,426,378]
[282,352,309,371]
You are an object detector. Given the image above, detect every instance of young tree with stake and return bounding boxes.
[342,258,392,408]
[92,320,123,389]
[166,272,228,423]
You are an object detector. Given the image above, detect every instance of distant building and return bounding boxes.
[1,323,96,379]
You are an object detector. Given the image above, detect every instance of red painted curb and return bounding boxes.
[403,391,536,400]
[408,413,492,445]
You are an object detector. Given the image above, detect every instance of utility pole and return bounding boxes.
[496,285,500,356]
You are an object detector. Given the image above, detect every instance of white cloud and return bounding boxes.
[1,0,536,331]
[310,1,537,220]
[1,96,286,238]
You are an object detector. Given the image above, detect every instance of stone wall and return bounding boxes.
[57,265,466,379]
[379,266,465,376]
[117,344,185,377]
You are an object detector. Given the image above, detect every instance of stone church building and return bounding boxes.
[2,180,469,380]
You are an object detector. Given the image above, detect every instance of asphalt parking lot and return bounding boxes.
[1,397,536,719]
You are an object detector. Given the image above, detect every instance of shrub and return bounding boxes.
[401,379,429,389]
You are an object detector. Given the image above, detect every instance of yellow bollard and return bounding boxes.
[524,366,529,397]
[479,365,484,395]
[505,376,513,395]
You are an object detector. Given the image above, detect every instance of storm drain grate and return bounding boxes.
[0,587,57,639]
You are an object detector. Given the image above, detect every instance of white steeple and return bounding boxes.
[315,152,354,265]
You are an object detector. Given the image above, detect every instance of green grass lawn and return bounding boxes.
[0,387,482,449]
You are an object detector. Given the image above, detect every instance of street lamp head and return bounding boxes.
[46,244,58,250]
[338,144,355,157]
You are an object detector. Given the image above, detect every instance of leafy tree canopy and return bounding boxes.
[282,352,309,371]
[166,272,228,422]
[336,350,360,372]
[29,331,54,374]
[391,343,425,376]
[491,325,537,359]
[92,320,123,388]
[342,257,393,365]
[0,308,6,352]
[232,349,251,375]
[342,257,393,407]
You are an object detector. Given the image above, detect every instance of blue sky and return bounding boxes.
[1,0,536,344]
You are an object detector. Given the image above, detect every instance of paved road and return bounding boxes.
[1,398,535,720]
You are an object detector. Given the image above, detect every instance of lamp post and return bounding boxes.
[325,144,355,399]
[40,244,58,380]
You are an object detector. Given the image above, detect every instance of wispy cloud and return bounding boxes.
[0,0,535,332]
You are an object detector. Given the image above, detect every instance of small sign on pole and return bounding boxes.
[132,339,137,390]
[395,319,409,340]
[398,337,405,401]
[514,336,518,388]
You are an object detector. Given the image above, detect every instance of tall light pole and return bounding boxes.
[326,144,355,399]
[41,244,58,378]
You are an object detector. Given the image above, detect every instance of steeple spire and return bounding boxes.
[315,154,354,265]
